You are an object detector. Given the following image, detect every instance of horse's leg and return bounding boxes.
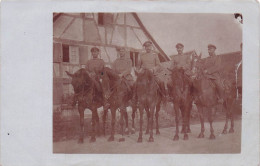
[90,109,97,142]
[95,110,100,137]
[78,107,85,144]
[137,106,144,143]
[131,106,137,134]
[208,108,215,139]
[173,103,180,141]
[222,101,228,134]
[124,108,129,135]
[180,105,185,134]
[108,109,116,142]
[182,103,189,140]
[229,99,235,133]
[197,105,205,138]
[145,109,150,135]
[155,102,160,135]
[102,109,108,136]
[149,106,155,142]
[186,101,192,133]
[119,108,126,142]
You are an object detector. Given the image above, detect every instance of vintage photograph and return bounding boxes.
[53,13,242,154]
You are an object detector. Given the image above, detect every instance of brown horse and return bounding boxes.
[135,69,163,142]
[98,67,136,142]
[191,54,238,139]
[167,67,193,140]
[66,69,105,143]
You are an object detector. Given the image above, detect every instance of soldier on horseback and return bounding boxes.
[171,43,192,70]
[170,43,193,76]
[112,47,134,93]
[138,41,167,97]
[85,47,109,108]
[202,44,224,102]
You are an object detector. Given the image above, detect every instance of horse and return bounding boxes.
[98,67,137,142]
[167,67,193,140]
[190,54,238,139]
[66,69,106,143]
[135,69,164,142]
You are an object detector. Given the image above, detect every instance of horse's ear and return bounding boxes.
[66,71,74,78]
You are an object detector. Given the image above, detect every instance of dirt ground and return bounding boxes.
[53,119,241,154]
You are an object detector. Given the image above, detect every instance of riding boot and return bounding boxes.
[213,79,224,103]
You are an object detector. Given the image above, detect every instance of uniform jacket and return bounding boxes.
[139,52,160,70]
[112,57,133,80]
[171,53,192,70]
[85,58,105,74]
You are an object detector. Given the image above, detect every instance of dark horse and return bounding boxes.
[191,55,238,139]
[98,67,137,141]
[135,69,164,142]
[66,69,106,143]
[167,67,193,140]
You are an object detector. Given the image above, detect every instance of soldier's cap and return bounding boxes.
[176,43,184,48]
[208,44,216,49]
[91,47,100,52]
[143,41,153,47]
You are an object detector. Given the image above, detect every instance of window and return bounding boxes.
[98,13,113,26]
[62,44,69,62]
[98,13,104,25]
[130,51,139,67]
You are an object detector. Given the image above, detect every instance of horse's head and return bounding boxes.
[98,67,121,100]
[190,52,205,80]
[66,68,92,94]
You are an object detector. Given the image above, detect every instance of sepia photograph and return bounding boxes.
[53,12,243,154]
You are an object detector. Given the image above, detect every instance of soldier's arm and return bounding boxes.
[207,56,222,74]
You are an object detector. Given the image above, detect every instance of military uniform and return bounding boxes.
[85,58,105,94]
[139,51,166,96]
[171,53,192,71]
[139,52,161,70]
[203,45,224,100]
[86,58,105,74]
[112,57,134,92]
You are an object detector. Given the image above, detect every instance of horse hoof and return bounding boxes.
[198,133,204,138]
[183,134,189,140]
[209,134,216,140]
[229,128,234,133]
[108,136,114,142]
[156,130,160,135]
[187,129,191,133]
[145,131,149,135]
[78,138,84,144]
[173,135,179,141]
[148,137,154,142]
[90,137,96,143]
[119,138,125,142]
[137,137,142,143]
[131,128,136,134]
[222,130,227,134]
